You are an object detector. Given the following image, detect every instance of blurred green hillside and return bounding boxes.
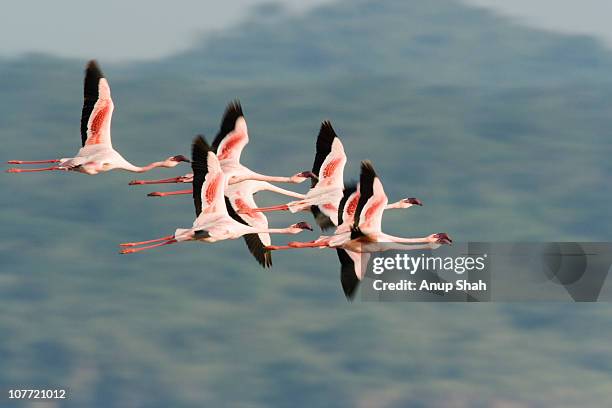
[2,0,612,406]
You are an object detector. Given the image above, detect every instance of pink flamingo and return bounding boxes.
[242,121,347,230]
[119,136,313,265]
[7,60,188,175]
[267,161,451,299]
[128,102,313,188]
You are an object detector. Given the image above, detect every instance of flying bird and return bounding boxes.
[7,60,188,175]
[244,121,347,230]
[128,102,314,189]
[267,161,451,299]
[120,136,313,264]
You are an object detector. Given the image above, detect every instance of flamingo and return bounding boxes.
[267,161,451,299]
[6,60,188,175]
[244,121,423,231]
[332,183,424,299]
[119,136,313,264]
[128,101,314,187]
[243,121,347,230]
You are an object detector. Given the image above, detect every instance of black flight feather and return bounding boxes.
[310,121,337,188]
[353,161,377,229]
[80,60,104,146]
[310,205,336,231]
[337,249,360,301]
[212,100,244,154]
[350,226,366,240]
[224,196,272,268]
[191,135,211,217]
[337,182,358,225]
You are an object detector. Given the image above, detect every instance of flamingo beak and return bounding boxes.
[298,171,318,181]
[434,233,452,245]
[171,155,190,163]
[295,222,313,231]
[404,198,423,206]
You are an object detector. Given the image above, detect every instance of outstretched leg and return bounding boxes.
[129,176,190,185]
[147,189,192,197]
[288,240,330,248]
[266,240,329,251]
[7,160,60,164]
[120,235,175,247]
[265,245,296,251]
[120,239,177,254]
[6,166,63,173]
[243,204,290,214]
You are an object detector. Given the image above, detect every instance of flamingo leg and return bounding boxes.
[288,241,330,248]
[7,159,60,164]
[244,204,290,213]
[147,189,193,197]
[6,166,63,173]
[120,239,177,254]
[120,235,175,247]
[129,176,188,185]
[266,241,328,251]
[265,245,295,251]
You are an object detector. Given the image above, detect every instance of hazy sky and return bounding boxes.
[2,0,612,61]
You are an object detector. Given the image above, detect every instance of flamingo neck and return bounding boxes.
[121,160,170,173]
[385,201,408,209]
[380,233,430,244]
[259,182,306,199]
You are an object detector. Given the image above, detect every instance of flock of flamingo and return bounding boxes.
[7,60,452,300]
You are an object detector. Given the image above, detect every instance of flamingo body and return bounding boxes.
[7,60,187,175]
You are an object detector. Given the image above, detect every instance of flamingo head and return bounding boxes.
[165,155,190,167]
[431,233,452,245]
[290,221,314,233]
[290,171,318,184]
[399,197,423,208]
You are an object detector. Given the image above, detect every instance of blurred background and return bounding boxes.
[2,0,612,406]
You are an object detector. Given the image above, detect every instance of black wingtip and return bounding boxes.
[360,160,377,180]
[320,120,336,134]
[212,100,245,152]
[191,135,210,217]
[311,120,339,187]
[350,226,366,240]
[337,249,360,301]
[225,99,243,118]
[318,120,338,145]
[337,181,358,225]
[310,205,336,231]
[191,135,210,166]
[354,161,378,228]
[85,59,104,78]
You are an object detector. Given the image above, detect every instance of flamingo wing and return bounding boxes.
[337,249,370,300]
[310,206,336,231]
[311,121,346,188]
[354,161,388,235]
[191,135,211,216]
[311,121,336,187]
[201,152,226,214]
[192,136,226,217]
[308,122,347,229]
[211,101,249,163]
[81,60,114,147]
[336,182,358,227]
[224,196,272,268]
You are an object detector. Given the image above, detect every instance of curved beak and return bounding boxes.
[296,222,313,231]
[434,233,452,245]
[171,155,190,163]
[404,198,423,206]
[298,171,318,181]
